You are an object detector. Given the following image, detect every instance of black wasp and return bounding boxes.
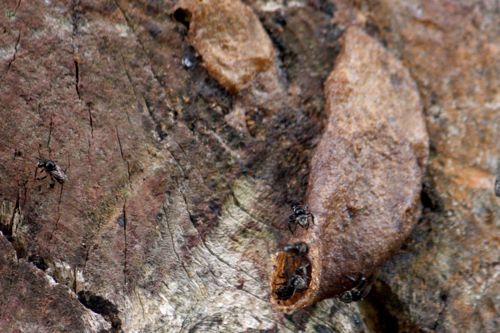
[275,242,310,300]
[36,159,67,188]
[275,262,310,300]
[288,203,314,234]
[339,274,373,303]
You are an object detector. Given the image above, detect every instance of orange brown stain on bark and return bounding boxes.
[442,159,493,190]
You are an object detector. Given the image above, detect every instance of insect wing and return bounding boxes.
[51,165,67,183]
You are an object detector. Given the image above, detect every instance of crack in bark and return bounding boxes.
[46,116,53,156]
[205,129,243,163]
[165,144,188,181]
[143,96,167,141]
[161,206,197,285]
[116,2,165,88]
[178,299,201,333]
[72,265,78,293]
[82,237,91,272]
[228,188,281,232]
[49,165,67,241]
[0,228,116,331]
[8,192,21,238]
[13,0,22,16]
[235,284,267,302]
[69,0,98,179]
[78,220,123,331]
[114,59,136,130]
[48,211,62,242]
[74,60,81,100]
[86,121,94,178]
[77,290,122,332]
[1,31,21,81]
[176,188,262,286]
[133,288,146,320]
[114,0,170,95]
[70,0,85,106]
[18,179,29,225]
[120,56,168,145]
[115,126,132,184]
[0,196,22,260]
[432,292,449,331]
[160,143,265,288]
[120,56,137,93]
[70,0,81,34]
[114,1,204,155]
[198,234,265,299]
[86,139,93,177]
[0,180,28,256]
[122,201,128,286]
[49,184,64,242]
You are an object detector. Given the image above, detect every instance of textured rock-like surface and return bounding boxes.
[0,0,498,332]
[272,27,428,310]
[0,0,356,332]
[353,0,500,332]
[175,0,275,92]
[0,234,110,333]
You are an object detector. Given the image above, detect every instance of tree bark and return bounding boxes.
[0,1,498,332]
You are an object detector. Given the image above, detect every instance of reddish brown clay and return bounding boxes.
[174,0,275,93]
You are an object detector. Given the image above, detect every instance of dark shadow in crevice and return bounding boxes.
[360,280,425,333]
[28,254,48,271]
[421,175,444,213]
[77,291,122,332]
[172,8,191,29]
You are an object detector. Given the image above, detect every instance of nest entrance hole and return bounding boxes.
[271,251,311,305]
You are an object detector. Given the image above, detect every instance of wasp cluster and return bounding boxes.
[273,203,372,304]
[273,203,315,302]
[274,241,310,301]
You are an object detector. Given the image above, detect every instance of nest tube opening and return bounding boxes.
[271,251,311,306]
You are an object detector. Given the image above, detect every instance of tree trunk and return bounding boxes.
[0,1,498,332]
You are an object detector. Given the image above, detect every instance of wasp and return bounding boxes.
[339,274,374,303]
[283,241,309,255]
[288,203,314,234]
[275,262,310,300]
[276,243,311,301]
[36,159,67,188]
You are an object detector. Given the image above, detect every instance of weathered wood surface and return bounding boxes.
[0,0,498,332]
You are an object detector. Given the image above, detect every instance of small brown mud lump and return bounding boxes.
[175,0,275,93]
[271,27,429,311]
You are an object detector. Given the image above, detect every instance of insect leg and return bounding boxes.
[58,183,64,204]
[339,274,373,303]
[49,175,56,189]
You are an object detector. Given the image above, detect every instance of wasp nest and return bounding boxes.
[174,0,275,93]
[271,27,429,311]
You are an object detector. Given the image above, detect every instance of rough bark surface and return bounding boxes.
[0,236,111,332]
[0,0,498,332]
[352,1,500,332]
